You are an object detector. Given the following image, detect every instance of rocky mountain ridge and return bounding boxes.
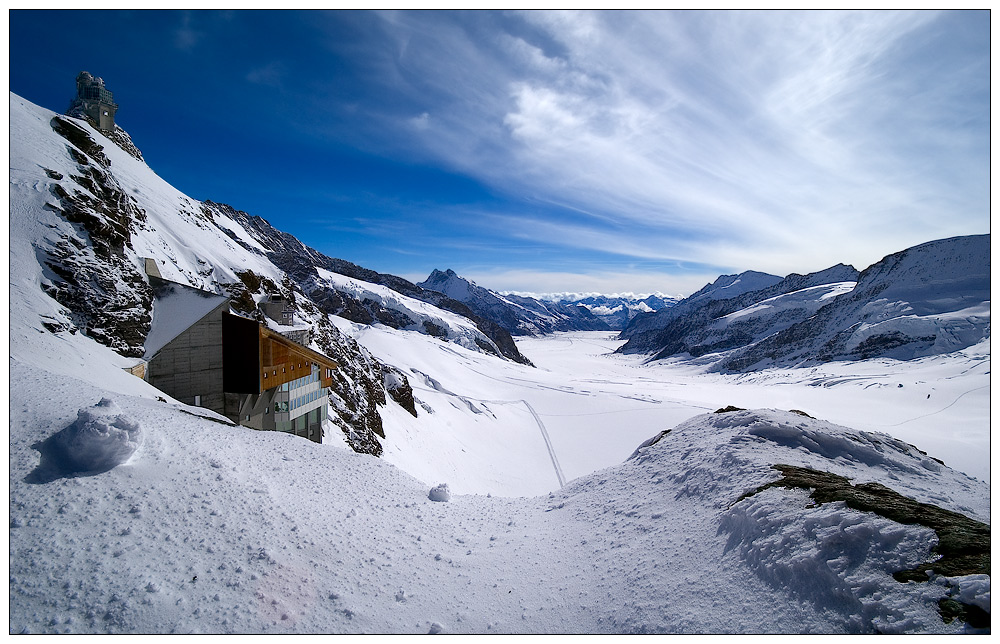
[554,293,679,329]
[202,203,532,366]
[619,264,860,357]
[418,268,611,335]
[717,235,990,372]
[618,237,989,373]
[619,269,785,348]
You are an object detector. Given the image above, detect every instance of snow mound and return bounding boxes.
[706,409,949,483]
[428,483,452,502]
[30,398,142,480]
[945,574,991,613]
[720,486,941,634]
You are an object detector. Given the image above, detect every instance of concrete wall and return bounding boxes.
[148,302,227,416]
[80,99,116,132]
[147,299,327,443]
[97,103,116,132]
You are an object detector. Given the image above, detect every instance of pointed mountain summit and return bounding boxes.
[418,269,611,335]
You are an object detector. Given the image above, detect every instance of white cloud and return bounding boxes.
[455,268,711,299]
[174,12,203,52]
[410,112,431,130]
[368,11,987,277]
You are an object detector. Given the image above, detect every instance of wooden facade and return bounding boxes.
[259,326,336,392]
[145,301,337,444]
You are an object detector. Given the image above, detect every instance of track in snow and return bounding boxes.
[521,399,566,488]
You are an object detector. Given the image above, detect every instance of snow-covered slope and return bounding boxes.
[9,329,990,633]
[418,268,611,335]
[619,270,784,348]
[719,236,990,372]
[9,90,990,634]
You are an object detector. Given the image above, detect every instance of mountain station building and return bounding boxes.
[70,71,118,133]
[139,275,336,443]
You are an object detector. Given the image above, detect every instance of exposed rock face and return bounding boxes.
[419,268,611,336]
[201,202,533,366]
[65,105,144,162]
[312,314,388,456]
[745,464,989,581]
[383,365,417,418]
[40,117,152,357]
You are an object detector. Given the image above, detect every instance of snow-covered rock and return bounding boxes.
[28,398,142,481]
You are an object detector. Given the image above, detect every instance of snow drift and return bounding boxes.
[27,398,142,482]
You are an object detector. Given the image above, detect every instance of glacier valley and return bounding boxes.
[8,90,991,634]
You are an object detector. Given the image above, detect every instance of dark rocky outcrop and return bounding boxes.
[742,463,990,628]
[40,117,152,357]
[312,314,388,456]
[383,365,417,417]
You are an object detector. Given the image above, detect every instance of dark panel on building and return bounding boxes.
[223,312,261,394]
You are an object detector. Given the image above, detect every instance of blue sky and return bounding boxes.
[9,10,990,297]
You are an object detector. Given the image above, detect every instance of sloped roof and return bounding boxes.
[143,277,229,359]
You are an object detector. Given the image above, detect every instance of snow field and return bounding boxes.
[354,326,990,495]
[9,320,989,633]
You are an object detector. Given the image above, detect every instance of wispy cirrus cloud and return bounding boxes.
[355,10,987,280]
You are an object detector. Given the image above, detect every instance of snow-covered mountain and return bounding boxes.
[619,239,989,373]
[10,91,531,455]
[418,268,611,335]
[717,235,990,372]
[8,91,991,634]
[547,293,679,330]
[619,270,785,348]
[619,264,860,358]
[198,202,532,368]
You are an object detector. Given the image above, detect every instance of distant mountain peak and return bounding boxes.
[419,269,614,335]
[617,236,988,371]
